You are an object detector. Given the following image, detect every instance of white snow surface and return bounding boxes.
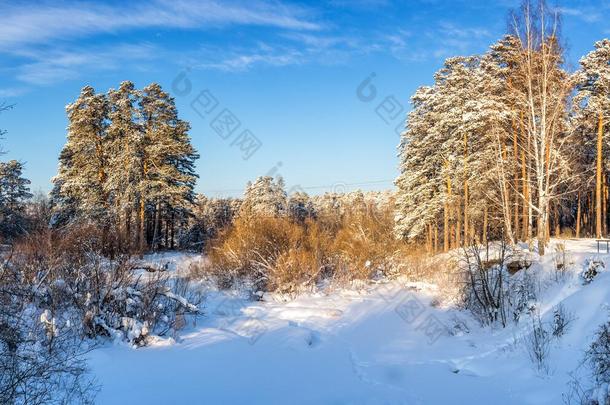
[89,239,610,404]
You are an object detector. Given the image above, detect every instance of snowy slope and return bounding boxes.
[88,239,610,404]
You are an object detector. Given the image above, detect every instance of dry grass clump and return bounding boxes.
[198,204,418,294]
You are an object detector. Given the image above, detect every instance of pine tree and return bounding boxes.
[0,160,32,239]
[51,82,199,253]
[574,39,610,238]
[395,57,489,248]
[394,84,445,243]
[105,81,143,250]
[182,195,241,250]
[239,176,287,218]
[51,86,109,224]
[288,191,315,223]
[140,83,199,250]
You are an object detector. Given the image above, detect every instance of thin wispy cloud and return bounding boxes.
[0,87,27,98]
[0,0,320,50]
[0,0,322,87]
[382,22,493,63]
[0,0,511,87]
[15,43,158,85]
[193,31,382,72]
[437,22,490,39]
[327,0,391,9]
[196,45,304,71]
[555,6,602,23]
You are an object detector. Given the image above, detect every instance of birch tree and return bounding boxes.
[509,0,573,254]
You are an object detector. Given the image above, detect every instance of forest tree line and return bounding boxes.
[395,1,610,255]
[3,1,610,261]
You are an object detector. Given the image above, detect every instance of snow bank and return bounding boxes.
[88,239,610,404]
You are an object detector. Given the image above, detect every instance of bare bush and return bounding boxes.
[587,322,610,387]
[0,223,205,403]
[461,241,512,326]
[460,240,538,327]
[525,312,551,374]
[553,243,570,281]
[552,304,575,338]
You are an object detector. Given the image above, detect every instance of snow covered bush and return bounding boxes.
[0,311,97,404]
[564,320,610,404]
[582,259,605,285]
[77,261,201,345]
[12,226,201,346]
[0,262,97,404]
[507,268,538,324]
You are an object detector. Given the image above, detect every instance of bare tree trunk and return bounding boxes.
[126,208,132,252]
[522,149,528,241]
[554,204,560,237]
[444,170,452,252]
[495,133,515,244]
[170,211,175,250]
[165,218,169,248]
[602,173,608,237]
[463,132,469,245]
[596,111,603,238]
[152,201,161,251]
[537,182,549,256]
[456,197,462,248]
[576,191,581,238]
[513,120,520,240]
[139,198,146,255]
[483,204,488,243]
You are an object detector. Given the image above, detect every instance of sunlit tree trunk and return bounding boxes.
[576,191,581,238]
[444,173,451,252]
[596,111,603,238]
[463,132,469,245]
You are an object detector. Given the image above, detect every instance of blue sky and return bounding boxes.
[0,0,608,197]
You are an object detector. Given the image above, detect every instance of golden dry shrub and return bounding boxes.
[202,201,415,293]
[204,216,308,292]
[330,204,403,280]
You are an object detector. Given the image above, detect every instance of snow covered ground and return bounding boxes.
[88,239,610,404]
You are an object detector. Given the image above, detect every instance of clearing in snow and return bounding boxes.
[89,239,610,404]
